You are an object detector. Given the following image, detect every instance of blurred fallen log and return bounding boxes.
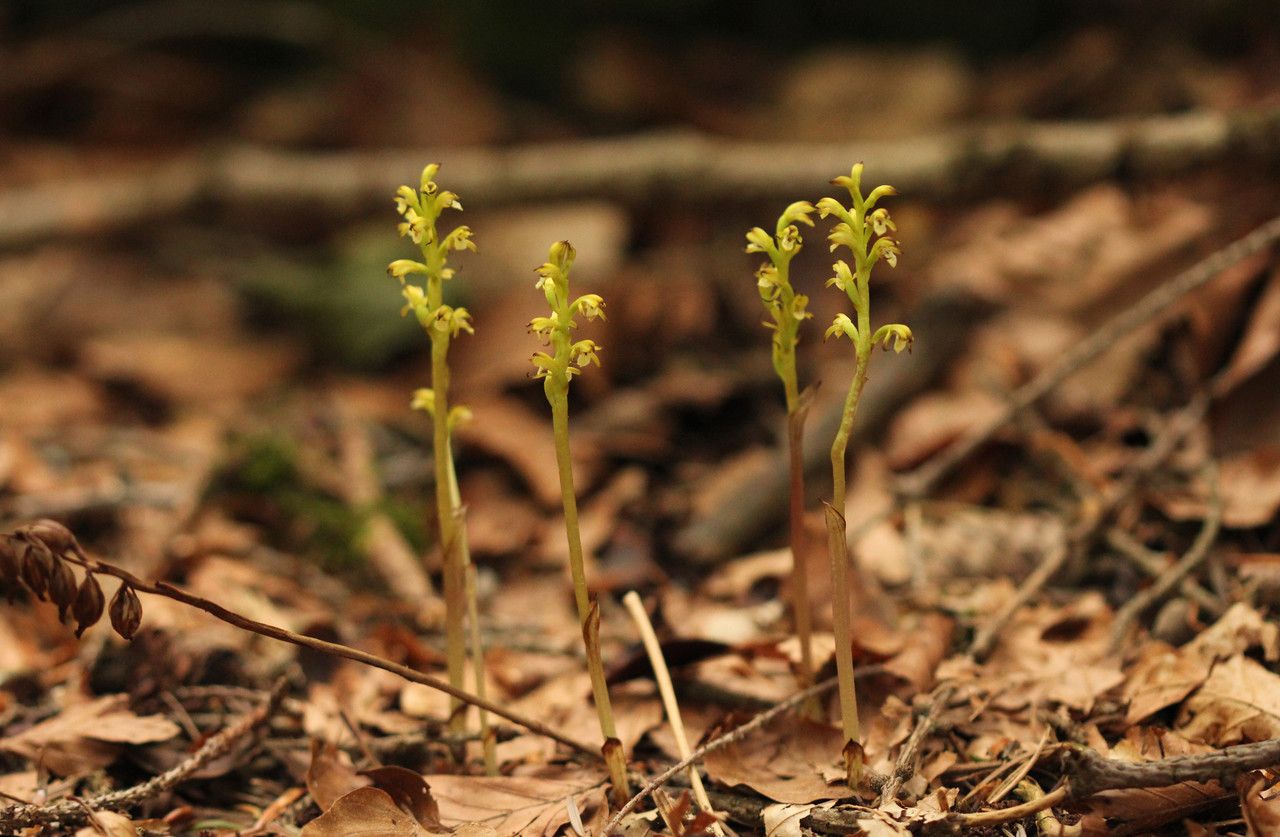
[4,107,1280,249]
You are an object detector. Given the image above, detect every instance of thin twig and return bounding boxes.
[0,678,287,830]
[1109,462,1223,651]
[1105,528,1225,618]
[944,784,1070,831]
[57,550,600,758]
[898,216,1280,499]
[877,685,954,805]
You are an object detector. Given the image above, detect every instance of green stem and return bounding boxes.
[465,564,496,775]
[780,362,814,711]
[551,391,630,803]
[828,252,872,791]
[431,336,468,734]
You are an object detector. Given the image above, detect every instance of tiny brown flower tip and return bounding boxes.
[73,574,106,638]
[109,584,143,640]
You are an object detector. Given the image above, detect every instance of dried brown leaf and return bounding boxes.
[703,717,856,804]
[1239,771,1280,836]
[73,810,138,837]
[0,695,180,775]
[306,740,371,813]
[425,770,607,836]
[1081,781,1230,833]
[1178,655,1280,746]
[300,786,442,837]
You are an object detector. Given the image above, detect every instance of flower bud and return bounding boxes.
[73,574,106,637]
[548,240,576,273]
[109,584,143,640]
[21,543,52,600]
[48,554,77,620]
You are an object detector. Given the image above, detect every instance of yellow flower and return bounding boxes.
[744,227,773,255]
[529,314,559,340]
[441,225,477,254]
[573,294,606,321]
[872,323,913,353]
[824,313,858,343]
[825,260,856,293]
[388,259,427,282]
[570,339,602,368]
[869,208,896,236]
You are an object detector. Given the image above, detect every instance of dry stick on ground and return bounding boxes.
[54,550,600,757]
[968,391,1210,660]
[1108,461,1222,651]
[897,214,1280,501]
[0,677,287,830]
[877,685,955,805]
[622,592,728,837]
[1105,527,1225,618]
[5,108,1280,249]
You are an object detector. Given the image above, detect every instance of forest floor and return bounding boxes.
[3,8,1280,836]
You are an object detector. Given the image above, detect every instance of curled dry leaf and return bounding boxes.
[703,717,856,804]
[0,694,180,775]
[1123,603,1279,723]
[425,770,608,836]
[306,739,370,812]
[72,810,137,837]
[1177,654,1280,746]
[302,765,446,836]
[1239,771,1280,836]
[301,786,443,837]
[762,801,835,837]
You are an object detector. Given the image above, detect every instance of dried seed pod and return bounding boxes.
[20,543,53,600]
[109,583,142,640]
[23,519,78,555]
[48,555,77,621]
[0,536,19,585]
[72,574,106,638]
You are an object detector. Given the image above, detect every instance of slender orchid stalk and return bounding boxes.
[529,241,629,805]
[818,163,912,791]
[746,202,818,702]
[388,164,479,737]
